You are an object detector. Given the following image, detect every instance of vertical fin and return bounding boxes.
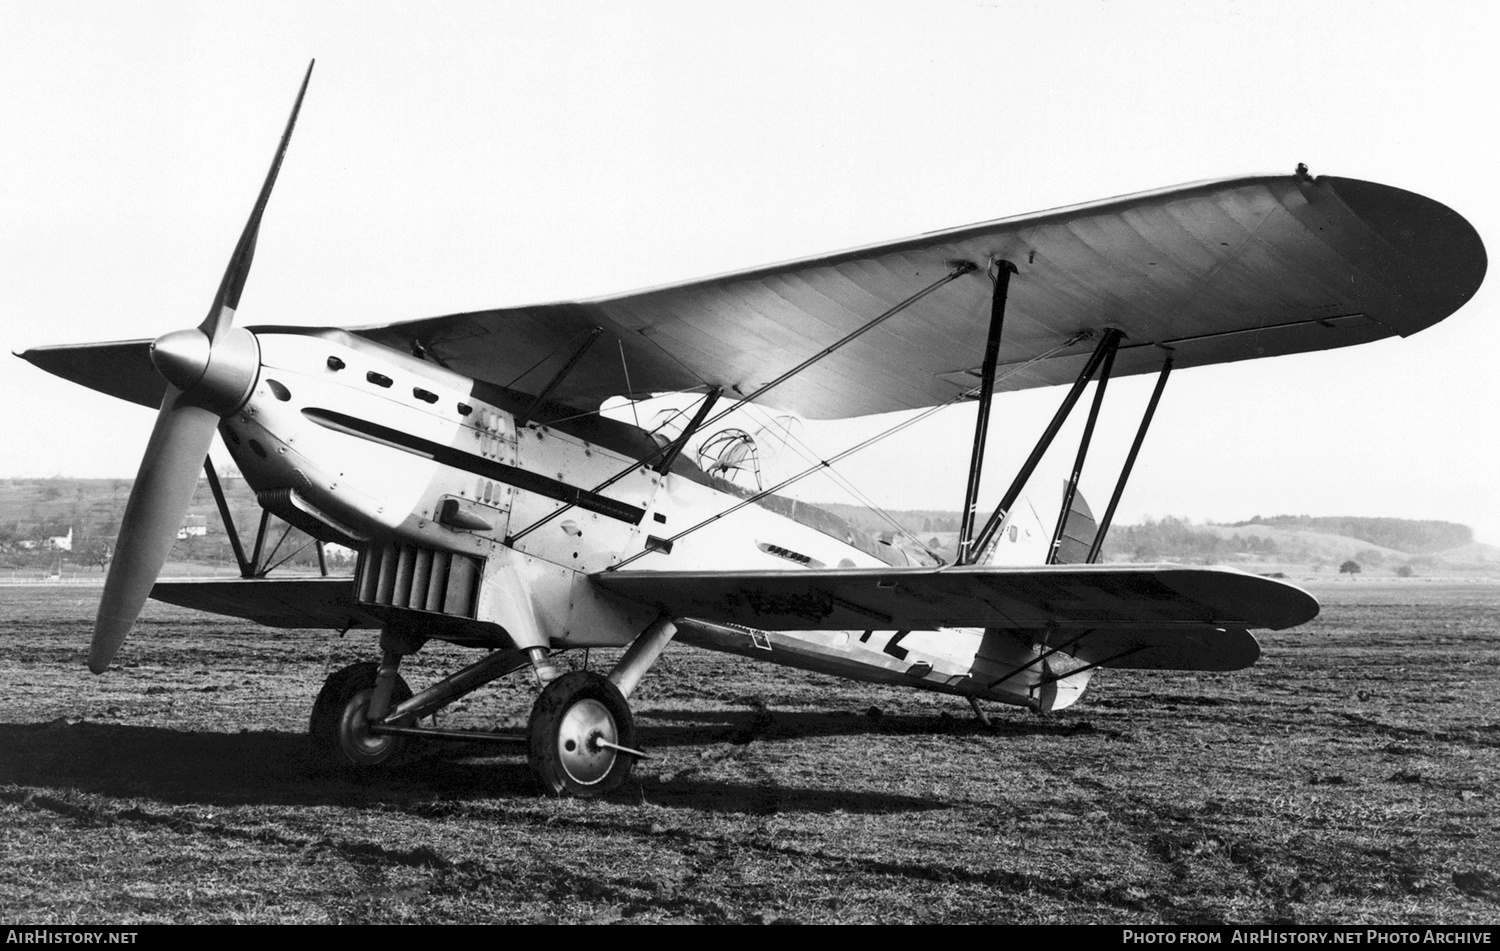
[1052,484,1098,565]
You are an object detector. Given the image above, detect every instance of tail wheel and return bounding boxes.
[310,662,413,771]
[527,671,636,798]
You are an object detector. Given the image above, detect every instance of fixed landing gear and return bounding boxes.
[527,671,638,798]
[306,618,677,796]
[307,661,640,796]
[309,662,414,770]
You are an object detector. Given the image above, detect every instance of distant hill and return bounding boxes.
[815,503,962,539]
[0,476,322,574]
[814,502,1496,574]
[1225,516,1471,554]
[1081,516,1500,571]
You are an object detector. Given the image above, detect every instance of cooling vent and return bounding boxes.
[356,543,483,618]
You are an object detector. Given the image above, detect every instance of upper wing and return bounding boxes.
[591,563,1318,632]
[22,174,1485,419]
[354,173,1485,419]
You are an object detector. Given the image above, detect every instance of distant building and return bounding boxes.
[47,527,72,551]
[177,515,208,540]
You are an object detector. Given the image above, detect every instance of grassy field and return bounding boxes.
[1,579,1497,924]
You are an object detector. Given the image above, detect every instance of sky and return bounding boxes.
[2,0,1497,543]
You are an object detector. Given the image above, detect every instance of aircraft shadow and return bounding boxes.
[0,719,950,815]
[634,705,1105,747]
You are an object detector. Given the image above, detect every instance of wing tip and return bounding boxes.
[1322,176,1488,334]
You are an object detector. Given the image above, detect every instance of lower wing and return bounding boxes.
[150,578,380,630]
[591,563,1317,633]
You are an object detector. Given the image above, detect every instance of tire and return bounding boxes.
[309,661,413,772]
[527,671,636,798]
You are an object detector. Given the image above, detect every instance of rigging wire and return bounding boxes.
[693,263,976,434]
[504,327,595,390]
[735,330,1097,564]
[617,340,642,429]
[738,401,941,562]
[607,330,1093,571]
[504,388,720,544]
[505,265,975,540]
[535,387,719,432]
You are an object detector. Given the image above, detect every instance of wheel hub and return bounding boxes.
[555,698,618,786]
[339,688,396,765]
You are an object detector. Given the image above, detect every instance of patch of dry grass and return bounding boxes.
[1,580,1497,923]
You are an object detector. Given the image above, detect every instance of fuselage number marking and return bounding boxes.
[859,629,911,660]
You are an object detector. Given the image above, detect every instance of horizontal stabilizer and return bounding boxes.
[593,563,1317,633]
[1066,624,1260,671]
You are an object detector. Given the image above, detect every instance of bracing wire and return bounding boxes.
[607,331,1093,570]
[505,328,595,389]
[748,331,1097,563]
[618,340,642,429]
[740,402,941,561]
[504,387,721,543]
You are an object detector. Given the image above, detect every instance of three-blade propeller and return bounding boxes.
[91,62,314,673]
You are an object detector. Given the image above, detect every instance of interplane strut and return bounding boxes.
[957,260,1017,565]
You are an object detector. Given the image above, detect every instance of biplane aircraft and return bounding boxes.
[20,64,1487,796]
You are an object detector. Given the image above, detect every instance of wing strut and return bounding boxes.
[1088,356,1173,563]
[1047,330,1121,563]
[203,456,253,578]
[699,261,978,430]
[202,452,337,581]
[957,260,1018,565]
[971,328,1121,558]
[505,386,719,544]
[606,389,986,570]
[517,327,602,427]
[653,386,723,475]
[506,263,978,545]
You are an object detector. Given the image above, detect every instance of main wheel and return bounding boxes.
[309,662,413,772]
[527,671,636,798]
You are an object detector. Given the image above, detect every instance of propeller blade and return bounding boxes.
[93,63,313,671]
[199,59,314,344]
[91,391,219,673]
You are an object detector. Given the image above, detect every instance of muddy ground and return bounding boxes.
[1,579,1497,924]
